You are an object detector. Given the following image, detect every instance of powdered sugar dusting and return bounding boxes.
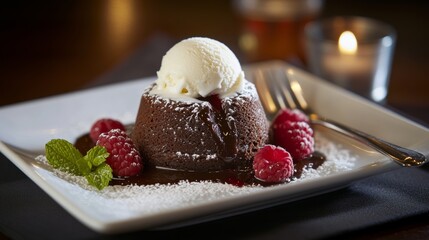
[295,135,356,182]
[34,134,355,217]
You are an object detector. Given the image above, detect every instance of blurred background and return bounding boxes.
[1,0,428,123]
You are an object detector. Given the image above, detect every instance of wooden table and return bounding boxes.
[1,1,428,239]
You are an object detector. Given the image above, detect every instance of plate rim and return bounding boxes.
[0,61,427,233]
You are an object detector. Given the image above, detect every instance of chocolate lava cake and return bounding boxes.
[132,80,269,172]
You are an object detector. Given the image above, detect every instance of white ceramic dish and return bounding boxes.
[1,62,428,234]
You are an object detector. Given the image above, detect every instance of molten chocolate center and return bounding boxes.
[198,94,238,163]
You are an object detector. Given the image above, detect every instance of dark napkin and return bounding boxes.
[1,34,429,240]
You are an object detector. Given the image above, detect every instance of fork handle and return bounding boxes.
[311,118,427,167]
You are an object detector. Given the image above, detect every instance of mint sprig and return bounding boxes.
[45,139,83,175]
[85,146,110,167]
[45,139,113,190]
[85,163,113,190]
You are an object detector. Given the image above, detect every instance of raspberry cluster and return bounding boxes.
[91,118,143,177]
[253,108,315,183]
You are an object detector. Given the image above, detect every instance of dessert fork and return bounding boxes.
[250,65,427,167]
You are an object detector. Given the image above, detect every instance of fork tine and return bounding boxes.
[249,65,307,120]
[266,68,289,111]
[273,68,297,110]
[252,68,278,118]
[283,68,309,112]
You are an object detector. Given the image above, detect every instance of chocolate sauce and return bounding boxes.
[75,134,95,155]
[74,132,326,187]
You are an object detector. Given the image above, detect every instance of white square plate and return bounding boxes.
[1,61,428,234]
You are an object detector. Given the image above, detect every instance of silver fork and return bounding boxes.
[250,65,427,167]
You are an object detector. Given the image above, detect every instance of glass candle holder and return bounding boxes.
[305,16,396,102]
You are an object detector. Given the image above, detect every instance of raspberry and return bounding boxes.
[253,145,294,183]
[272,121,314,160]
[272,108,309,127]
[90,118,126,143]
[96,129,143,177]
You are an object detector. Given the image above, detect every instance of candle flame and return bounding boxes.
[338,31,357,54]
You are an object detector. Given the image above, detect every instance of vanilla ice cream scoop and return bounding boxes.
[155,37,245,98]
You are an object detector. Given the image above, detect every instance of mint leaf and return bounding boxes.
[76,157,91,175]
[45,139,113,190]
[45,139,83,175]
[85,163,113,190]
[84,146,110,167]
